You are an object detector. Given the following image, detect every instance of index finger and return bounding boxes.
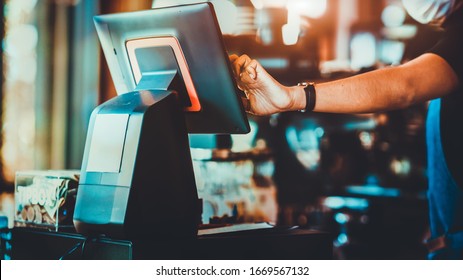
[232,54,252,78]
[229,54,239,76]
[229,54,239,63]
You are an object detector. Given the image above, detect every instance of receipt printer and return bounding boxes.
[73,90,200,240]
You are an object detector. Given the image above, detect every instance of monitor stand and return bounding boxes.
[73,90,200,240]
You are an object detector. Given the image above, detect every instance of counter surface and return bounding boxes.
[10,226,333,260]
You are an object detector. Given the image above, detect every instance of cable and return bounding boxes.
[58,234,106,260]
[58,241,83,260]
[79,235,95,259]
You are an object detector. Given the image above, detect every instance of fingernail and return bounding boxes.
[240,73,243,77]
[248,73,255,79]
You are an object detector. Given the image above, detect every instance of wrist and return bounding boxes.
[288,85,307,111]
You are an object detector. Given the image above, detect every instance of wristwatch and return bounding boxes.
[297,82,316,112]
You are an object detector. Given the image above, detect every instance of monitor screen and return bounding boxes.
[94,2,250,134]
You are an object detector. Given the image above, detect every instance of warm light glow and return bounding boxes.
[4,24,38,57]
[390,157,411,176]
[250,0,264,9]
[261,0,288,8]
[281,0,327,45]
[350,32,376,70]
[287,0,327,19]
[283,1,302,45]
[282,21,300,45]
[379,40,405,65]
[2,1,38,182]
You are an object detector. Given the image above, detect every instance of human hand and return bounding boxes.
[229,54,296,115]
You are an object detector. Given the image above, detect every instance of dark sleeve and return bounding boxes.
[427,23,463,84]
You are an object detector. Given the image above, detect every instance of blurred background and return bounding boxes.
[0,0,444,259]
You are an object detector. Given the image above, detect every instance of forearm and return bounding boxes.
[315,66,414,114]
[288,54,459,114]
